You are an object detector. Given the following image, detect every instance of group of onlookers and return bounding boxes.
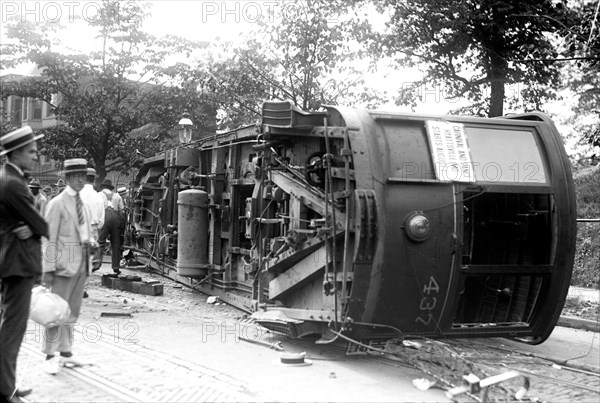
[0,126,127,402]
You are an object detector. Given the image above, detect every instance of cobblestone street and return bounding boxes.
[16,265,450,402]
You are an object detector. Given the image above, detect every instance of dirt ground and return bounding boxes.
[562,298,600,321]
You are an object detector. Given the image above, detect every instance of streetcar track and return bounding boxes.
[20,342,145,402]
[76,326,250,392]
[20,318,256,403]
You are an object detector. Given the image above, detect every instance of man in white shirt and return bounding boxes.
[98,179,125,274]
[80,168,105,271]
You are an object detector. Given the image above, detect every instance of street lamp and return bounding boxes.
[178,111,193,144]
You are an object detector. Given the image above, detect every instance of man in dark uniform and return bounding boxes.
[0,126,48,402]
[98,179,125,274]
[29,178,48,216]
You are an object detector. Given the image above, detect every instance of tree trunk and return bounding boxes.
[488,52,507,118]
[489,77,505,117]
[96,160,107,189]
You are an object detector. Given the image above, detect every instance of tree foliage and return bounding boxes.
[564,1,600,149]
[200,0,384,131]
[361,0,573,117]
[1,0,215,182]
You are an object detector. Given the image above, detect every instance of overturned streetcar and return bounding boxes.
[129,101,576,344]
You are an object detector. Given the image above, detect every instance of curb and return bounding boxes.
[558,315,600,333]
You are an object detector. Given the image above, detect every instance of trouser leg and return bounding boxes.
[42,266,86,355]
[91,226,101,271]
[0,276,34,399]
[98,219,109,265]
[110,218,122,270]
[103,210,122,270]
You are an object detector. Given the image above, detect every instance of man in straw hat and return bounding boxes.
[41,158,94,375]
[80,168,104,272]
[29,178,47,216]
[0,126,48,401]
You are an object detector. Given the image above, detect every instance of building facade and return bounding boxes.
[1,73,63,187]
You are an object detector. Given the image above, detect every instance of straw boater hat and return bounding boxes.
[86,168,97,177]
[29,178,42,189]
[117,186,127,195]
[0,126,44,156]
[62,158,88,175]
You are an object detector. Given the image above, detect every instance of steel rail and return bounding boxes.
[19,343,145,402]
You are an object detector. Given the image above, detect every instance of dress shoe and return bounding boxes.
[43,356,60,375]
[15,388,32,397]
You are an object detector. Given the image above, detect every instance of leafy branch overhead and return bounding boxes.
[357,0,581,117]
[0,0,215,182]
[200,0,385,131]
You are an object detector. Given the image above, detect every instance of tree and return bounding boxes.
[564,1,600,150]
[1,0,215,182]
[199,0,385,131]
[362,0,572,117]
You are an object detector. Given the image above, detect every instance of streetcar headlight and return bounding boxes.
[404,212,431,242]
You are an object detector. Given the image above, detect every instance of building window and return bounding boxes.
[33,99,43,120]
[11,96,22,125]
[22,97,28,120]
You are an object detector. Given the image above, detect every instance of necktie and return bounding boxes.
[75,192,84,225]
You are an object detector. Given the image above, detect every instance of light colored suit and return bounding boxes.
[43,187,92,277]
[42,185,93,356]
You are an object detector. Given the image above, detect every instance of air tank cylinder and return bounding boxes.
[176,189,209,277]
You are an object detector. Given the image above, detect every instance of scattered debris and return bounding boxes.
[101,274,163,295]
[100,312,133,318]
[403,340,423,349]
[276,352,312,366]
[445,371,529,400]
[412,378,437,391]
[206,296,219,304]
[239,335,283,351]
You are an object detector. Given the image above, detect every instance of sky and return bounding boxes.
[0,0,460,114]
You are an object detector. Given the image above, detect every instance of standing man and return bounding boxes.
[98,179,125,274]
[0,126,48,402]
[41,158,93,375]
[42,185,52,202]
[28,178,48,216]
[80,168,104,271]
[54,179,66,196]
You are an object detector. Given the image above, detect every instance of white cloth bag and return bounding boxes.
[29,285,71,327]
